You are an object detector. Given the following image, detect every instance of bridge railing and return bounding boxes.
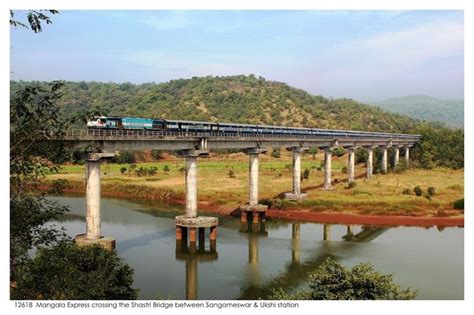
[62,129,420,142]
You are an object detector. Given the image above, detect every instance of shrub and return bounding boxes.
[308,147,318,159]
[11,242,138,300]
[271,147,281,158]
[151,149,162,160]
[393,160,407,174]
[402,188,411,195]
[163,165,170,172]
[341,166,347,173]
[228,169,236,178]
[48,179,70,194]
[268,258,417,300]
[453,198,464,210]
[259,198,273,208]
[427,187,435,197]
[332,147,345,157]
[413,186,423,196]
[303,169,310,180]
[116,151,135,164]
[355,147,368,164]
[120,167,127,175]
[424,193,432,201]
[346,181,356,189]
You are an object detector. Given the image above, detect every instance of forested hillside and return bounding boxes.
[367,95,464,128]
[10,75,464,169]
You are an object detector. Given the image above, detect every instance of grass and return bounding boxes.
[47,150,464,217]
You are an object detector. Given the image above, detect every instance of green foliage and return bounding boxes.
[341,166,347,173]
[332,147,345,157]
[394,159,407,173]
[151,150,163,160]
[271,147,281,158]
[120,167,127,174]
[12,242,138,300]
[427,186,436,196]
[303,169,310,180]
[10,10,59,33]
[116,151,135,164]
[308,147,318,159]
[49,179,71,194]
[228,169,236,178]
[355,147,368,164]
[163,165,170,172]
[453,198,464,210]
[413,186,423,196]
[268,258,417,300]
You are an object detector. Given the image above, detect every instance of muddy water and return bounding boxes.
[50,196,464,300]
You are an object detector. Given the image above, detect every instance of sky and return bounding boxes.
[10,10,464,101]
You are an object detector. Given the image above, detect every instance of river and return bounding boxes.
[49,196,464,300]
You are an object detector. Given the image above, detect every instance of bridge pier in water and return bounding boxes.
[240,148,268,224]
[285,147,308,200]
[175,150,218,249]
[75,152,116,251]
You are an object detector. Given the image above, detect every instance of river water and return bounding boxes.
[49,196,463,300]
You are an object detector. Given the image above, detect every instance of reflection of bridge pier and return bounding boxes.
[175,239,218,300]
[323,224,331,241]
[175,149,218,249]
[75,152,116,250]
[291,223,301,265]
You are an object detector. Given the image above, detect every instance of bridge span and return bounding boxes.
[58,127,420,250]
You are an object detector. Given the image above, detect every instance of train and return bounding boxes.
[87,116,421,140]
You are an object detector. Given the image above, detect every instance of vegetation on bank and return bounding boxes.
[10,11,137,300]
[268,258,417,300]
[47,150,464,218]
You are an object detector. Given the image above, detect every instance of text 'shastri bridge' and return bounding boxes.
[57,119,420,253]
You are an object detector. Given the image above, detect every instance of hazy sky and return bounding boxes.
[10,10,464,101]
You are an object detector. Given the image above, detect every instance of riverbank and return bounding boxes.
[43,151,464,227]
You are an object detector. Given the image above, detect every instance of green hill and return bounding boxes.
[11,75,429,133]
[10,75,464,169]
[367,95,464,128]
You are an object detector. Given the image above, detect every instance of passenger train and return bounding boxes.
[87,116,420,140]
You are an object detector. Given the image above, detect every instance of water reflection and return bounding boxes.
[175,239,218,300]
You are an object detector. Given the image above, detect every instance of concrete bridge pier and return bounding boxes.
[393,145,400,168]
[285,147,309,200]
[381,146,388,174]
[323,147,332,190]
[405,146,410,168]
[175,149,218,247]
[346,146,355,183]
[240,148,268,223]
[366,146,373,179]
[75,152,116,251]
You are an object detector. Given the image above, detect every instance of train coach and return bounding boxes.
[87,116,420,140]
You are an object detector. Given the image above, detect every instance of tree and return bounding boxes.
[10,81,71,281]
[11,242,138,300]
[269,258,417,300]
[308,147,318,159]
[10,10,59,33]
[355,147,368,164]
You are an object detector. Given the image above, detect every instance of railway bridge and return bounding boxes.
[58,127,420,250]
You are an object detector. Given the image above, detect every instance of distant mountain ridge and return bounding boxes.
[366,95,463,128]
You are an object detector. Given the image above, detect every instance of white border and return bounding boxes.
[2,1,471,314]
